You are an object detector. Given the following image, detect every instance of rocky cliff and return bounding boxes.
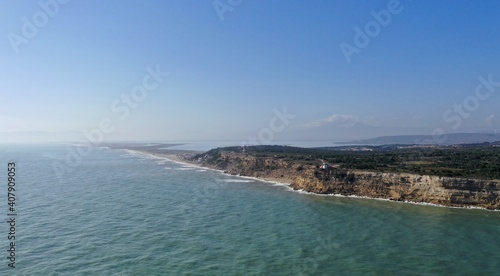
[190,151,500,210]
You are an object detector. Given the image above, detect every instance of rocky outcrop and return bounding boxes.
[190,151,500,210]
[292,170,500,209]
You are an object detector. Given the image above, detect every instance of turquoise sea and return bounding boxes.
[1,144,500,275]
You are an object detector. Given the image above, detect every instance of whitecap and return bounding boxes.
[122,149,158,160]
[220,179,255,183]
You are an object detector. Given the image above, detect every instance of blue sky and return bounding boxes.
[1,0,499,143]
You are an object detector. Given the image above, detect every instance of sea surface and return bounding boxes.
[1,144,499,275]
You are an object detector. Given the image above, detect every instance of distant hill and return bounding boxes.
[339,133,500,145]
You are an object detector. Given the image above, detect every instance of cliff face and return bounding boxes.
[293,170,500,209]
[192,151,500,210]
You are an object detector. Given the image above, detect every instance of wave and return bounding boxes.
[292,189,499,211]
[122,149,159,160]
[121,149,177,165]
[220,179,255,183]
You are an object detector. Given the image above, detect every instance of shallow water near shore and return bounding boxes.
[1,144,500,275]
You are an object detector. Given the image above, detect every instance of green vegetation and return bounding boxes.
[197,143,500,180]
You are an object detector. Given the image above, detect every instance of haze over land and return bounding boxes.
[341,133,500,145]
[1,1,499,143]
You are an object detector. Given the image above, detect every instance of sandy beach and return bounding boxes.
[120,147,295,186]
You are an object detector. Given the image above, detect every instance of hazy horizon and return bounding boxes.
[2,1,499,144]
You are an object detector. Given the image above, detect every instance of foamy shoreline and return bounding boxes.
[121,148,497,212]
[122,149,293,185]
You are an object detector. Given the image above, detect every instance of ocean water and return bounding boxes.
[1,144,500,275]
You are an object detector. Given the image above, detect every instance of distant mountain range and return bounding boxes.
[339,133,500,145]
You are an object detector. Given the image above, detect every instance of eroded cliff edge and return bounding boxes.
[189,149,500,210]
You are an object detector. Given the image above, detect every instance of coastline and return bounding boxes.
[125,148,295,186]
[120,147,499,211]
[171,156,296,186]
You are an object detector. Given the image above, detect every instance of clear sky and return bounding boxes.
[1,0,499,143]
